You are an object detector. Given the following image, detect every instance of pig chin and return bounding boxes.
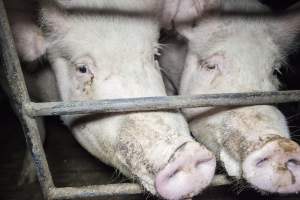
[64,113,216,199]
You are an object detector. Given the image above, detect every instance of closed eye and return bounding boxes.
[200,60,218,71]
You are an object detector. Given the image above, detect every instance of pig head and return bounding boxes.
[7,0,217,199]
[162,0,300,194]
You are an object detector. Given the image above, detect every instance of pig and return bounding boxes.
[4,0,217,199]
[160,0,300,194]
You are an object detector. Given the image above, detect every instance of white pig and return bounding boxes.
[5,0,217,199]
[160,0,300,194]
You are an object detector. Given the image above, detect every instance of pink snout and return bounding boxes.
[155,142,216,200]
[243,138,300,193]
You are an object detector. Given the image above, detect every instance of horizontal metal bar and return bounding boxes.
[49,183,142,200]
[25,90,300,117]
[48,175,230,199]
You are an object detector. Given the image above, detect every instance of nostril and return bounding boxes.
[256,157,270,167]
[168,169,181,179]
[155,143,216,199]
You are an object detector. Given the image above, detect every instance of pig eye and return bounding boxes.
[76,64,88,74]
[74,57,95,79]
[200,61,218,71]
[206,64,217,70]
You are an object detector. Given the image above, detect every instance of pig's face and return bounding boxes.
[180,20,282,119]
[40,3,216,199]
[46,17,164,102]
[180,22,282,104]
[179,15,300,193]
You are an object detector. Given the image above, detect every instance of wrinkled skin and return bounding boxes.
[4,0,217,199]
[160,0,300,194]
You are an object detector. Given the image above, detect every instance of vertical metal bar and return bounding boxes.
[0,0,55,199]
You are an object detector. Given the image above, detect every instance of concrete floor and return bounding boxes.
[0,99,300,200]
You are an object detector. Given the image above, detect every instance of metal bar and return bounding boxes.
[0,0,55,199]
[48,175,230,200]
[25,90,300,117]
[49,183,142,200]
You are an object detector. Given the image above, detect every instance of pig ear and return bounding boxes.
[9,12,47,62]
[268,5,300,52]
[13,24,47,63]
[40,1,69,34]
[161,0,220,29]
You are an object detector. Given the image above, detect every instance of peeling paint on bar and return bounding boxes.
[26,90,300,117]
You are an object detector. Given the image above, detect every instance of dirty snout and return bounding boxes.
[243,137,300,193]
[155,142,216,200]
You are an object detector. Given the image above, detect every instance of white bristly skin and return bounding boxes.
[160,0,300,194]
[5,0,218,199]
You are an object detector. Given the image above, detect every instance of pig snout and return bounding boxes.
[155,142,216,200]
[243,138,300,193]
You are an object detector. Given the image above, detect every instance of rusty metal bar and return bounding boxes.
[0,0,55,198]
[25,90,300,117]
